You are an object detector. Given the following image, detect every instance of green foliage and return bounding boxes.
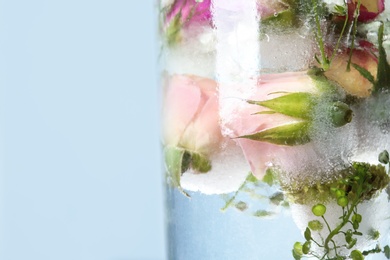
[351,63,375,84]
[238,121,311,146]
[383,245,390,259]
[379,150,389,164]
[164,146,214,197]
[248,93,316,120]
[284,162,389,204]
[373,23,390,93]
[221,172,289,216]
[308,220,323,231]
[291,157,390,259]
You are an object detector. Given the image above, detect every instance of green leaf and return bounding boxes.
[384,245,390,259]
[165,15,182,46]
[246,173,259,183]
[374,23,390,93]
[235,201,247,211]
[164,146,186,188]
[262,169,275,186]
[248,92,316,120]
[347,238,357,249]
[261,8,297,28]
[252,111,277,115]
[253,210,274,218]
[238,121,311,146]
[191,152,212,173]
[351,63,375,84]
[368,229,380,240]
[379,150,389,164]
[334,4,346,15]
[269,192,284,205]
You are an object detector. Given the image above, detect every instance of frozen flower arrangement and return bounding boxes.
[160,0,390,258]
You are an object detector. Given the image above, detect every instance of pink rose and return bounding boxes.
[224,71,351,179]
[162,74,222,163]
[223,72,317,179]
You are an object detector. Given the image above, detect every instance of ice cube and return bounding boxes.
[259,31,317,73]
[180,140,250,194]
[161,25,217,78]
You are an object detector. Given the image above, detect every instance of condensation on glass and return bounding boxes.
[159,0,390,259]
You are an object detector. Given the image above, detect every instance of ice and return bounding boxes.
[161,25,216,78]
[265,92,359,185]
[276,93,390,186]
[213,0,260,135]
[259,31,317,73]
[213,0,259,83]
[322,0,344,10]
[351,94,390,164]
[180,140,250,194]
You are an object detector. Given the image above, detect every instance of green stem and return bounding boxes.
[330,1,349,64]
[311,238,324,248]
[312,0,329,70]
[322,216,332,233]
[324,201,358,251]
[346,0,361,71]
[331,240,339,257]
[220,173,251,211]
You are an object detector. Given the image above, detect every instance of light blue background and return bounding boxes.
[0,0,165,259]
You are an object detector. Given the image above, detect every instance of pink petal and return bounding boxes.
[237,139,285,179]
[224,71,318,137]
[166,0,212,27]
[162,75,202,146]
[180,80,222,154]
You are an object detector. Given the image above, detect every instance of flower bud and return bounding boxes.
[329,101,353,127]
[238,121,311,146]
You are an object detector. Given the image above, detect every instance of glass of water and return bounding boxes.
[160,0,390,259]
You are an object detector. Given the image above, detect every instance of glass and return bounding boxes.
[159,0,390,259]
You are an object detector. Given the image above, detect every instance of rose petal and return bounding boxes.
[324,49,377,97]
[163,75,202,146]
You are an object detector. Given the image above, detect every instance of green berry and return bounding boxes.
[337,196,348,207]
[302,241,311,254]
[352,214,362,223]
[350,249,364,260]
[345,230,352,243]
[330,101,353,127]
[308,220,323,231]
[293,242,303,256]
[334,189,345,198]
[312,204,326,217]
